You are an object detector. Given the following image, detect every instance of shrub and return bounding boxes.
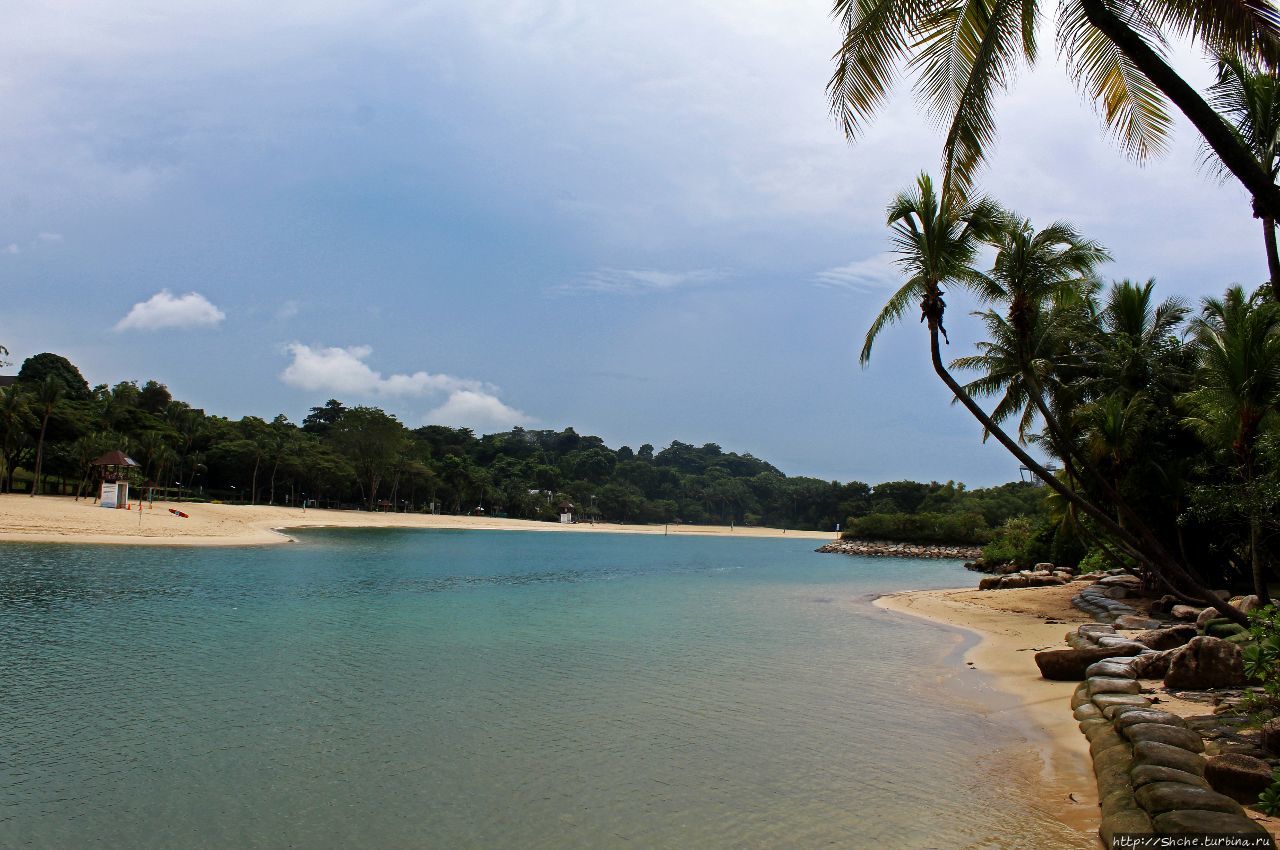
[842,511,991,545]
[980,516,1052,569]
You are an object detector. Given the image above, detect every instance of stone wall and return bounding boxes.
[815,539,982,559]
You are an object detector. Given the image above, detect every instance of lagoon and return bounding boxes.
[1,529,1089,848]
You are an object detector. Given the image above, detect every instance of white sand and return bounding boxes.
[0,494,835,546]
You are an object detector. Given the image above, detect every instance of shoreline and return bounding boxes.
[0,494,834,547]
[873,584,1100,839]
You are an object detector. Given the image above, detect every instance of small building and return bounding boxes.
[92,450,140,508]
[558,500,574,524]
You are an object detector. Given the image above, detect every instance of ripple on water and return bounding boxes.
[0,530,1092,849]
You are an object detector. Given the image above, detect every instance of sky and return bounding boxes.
[0,0,1267,487]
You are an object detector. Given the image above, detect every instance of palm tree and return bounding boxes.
[865,176,1254,620]
[1182,286,1280,602]
[828,0,1280,213]
[1202,54,1280,297]
[30,374,64,496]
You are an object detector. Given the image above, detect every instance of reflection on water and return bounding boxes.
[0,529,1092,849]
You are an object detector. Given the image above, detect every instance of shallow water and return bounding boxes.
[0,529,1091,848]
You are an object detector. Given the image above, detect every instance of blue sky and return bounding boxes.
[0,0,1266,486]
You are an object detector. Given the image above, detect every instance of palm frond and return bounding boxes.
[1058,0,1173,160]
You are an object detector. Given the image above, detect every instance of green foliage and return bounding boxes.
[17,353,91,401]
[844,511,992,545]
[980,516,1051,568]
[1239,606,1280,721]
[1257,776,1280,816]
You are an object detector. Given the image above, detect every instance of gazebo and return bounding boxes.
[558,500,574,524]
[92,450,139,509]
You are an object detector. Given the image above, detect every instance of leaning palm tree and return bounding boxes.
[1182,286,1280,603]
[1202,54,1280,297]
[30,374,64,496]
[828,0,1280,213]
[866,175,1256,620]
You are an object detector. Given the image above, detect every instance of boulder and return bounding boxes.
[1134,625,1197,652]
[1131,649,1178,680]
[978,576,1000,590]
[1132,741,1206,776]
[1035,645,1145,681]
[1170,604,1201,621]
[1130,764,1210,790]
[1203,754,1274,804]
[1135,781,1244,815]
[1151,810,1271,837]
[1086,660,1138,679]
[1196,607,1221,629]
[1099,573,1143,588]
[1229,595,1262,615]
[1114,709,1188,729]
[1088,676,1141,696]
[1114,613,1163,630]
[1121,723,1205,752]
[1164,637,1246,690]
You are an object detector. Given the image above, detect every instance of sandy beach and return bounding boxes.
[875,583,1101,838]
[0,494,835,546]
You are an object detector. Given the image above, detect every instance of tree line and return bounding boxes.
[0,350,1050,532]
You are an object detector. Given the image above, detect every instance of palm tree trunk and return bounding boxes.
[31,412,50,497]
[925,313,1249,623]
[1081,0,1280,220]
[1265,217,1280,301]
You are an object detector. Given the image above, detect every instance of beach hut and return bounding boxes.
[92,450,139,508]
[558,500,574,524]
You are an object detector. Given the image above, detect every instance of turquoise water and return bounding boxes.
[1,529,1089,848]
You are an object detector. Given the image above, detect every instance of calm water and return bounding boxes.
[0,529,1090,849]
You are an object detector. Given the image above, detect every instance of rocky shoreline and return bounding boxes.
[816,538,983,559]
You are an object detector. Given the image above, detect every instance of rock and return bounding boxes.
[1150,595,1179,614]
[1151,809,1271,837]
[1100,810,1154,846]
[1033,562,1055,571]
[1262,718,1280,754]
[1203,754,1274,804]
[1133,741,1206,776]
[1096,637,1150,653]
[1135,781,1244,815]
[1035,645,1145,680]
[1088,676,1142,696]
[1086,660,1138,679]
[1206,621,1249,639]
[1093,693,1153,713]
[1165,637,1246,690]
[1132,649,1178,680]
[1122,723,1206,752]
[1134,625,1197,651]
[1099,573,1143,588]
[978,576,1000,590]
[1197,607,1221,629]
[1130,764,1210,790]
[1114,613,1163,630]
[1228,594,1262,614]
[1074,702,1103,722]
[1114,709,1189,729]
[1170,604,1201,620]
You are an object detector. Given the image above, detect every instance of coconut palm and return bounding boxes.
[866,175,1253,619]
[1182,286,1280,602]
[30,374,64,496]
[1202,54,1280,297]
[828,0,1280,212]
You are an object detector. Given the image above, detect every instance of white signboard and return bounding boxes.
[100,481,119,509]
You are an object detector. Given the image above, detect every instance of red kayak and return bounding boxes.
[169,509,189,519]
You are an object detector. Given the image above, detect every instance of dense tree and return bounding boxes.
[17,353,91,401]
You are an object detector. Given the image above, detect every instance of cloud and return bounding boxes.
[553,267,726,295]
[814,254,901,293]
[424,389,532,431]
[114,290,226,331]
[275,300,300,320]
[280,343,533,432]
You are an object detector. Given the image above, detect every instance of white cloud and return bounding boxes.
[815,254,901,293]
[424,389,532,431]
[554,267,726,295]
[280,343,533,433]
[4,244,19,255]
[279,343,485,396]
[275,300,300,320]
[36,231,62,243]
[114,290,226,331]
